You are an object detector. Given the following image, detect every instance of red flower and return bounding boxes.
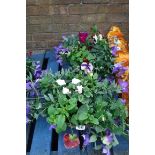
[27,50,32,57]
[63,133,80,149]
[79,32,88,43]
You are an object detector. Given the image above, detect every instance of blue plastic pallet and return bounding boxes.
[26,51,129,155]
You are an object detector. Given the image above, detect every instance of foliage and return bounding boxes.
[26,25,129,153]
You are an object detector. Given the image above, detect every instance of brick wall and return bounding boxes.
[26,0,129,51]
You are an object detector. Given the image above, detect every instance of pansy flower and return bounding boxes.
[82,134,90,146]
[81,62,93,74]
[118,80,128,93]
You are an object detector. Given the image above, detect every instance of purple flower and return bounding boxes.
[81,62,93,74]
[54,44,69,65]
[120,98,126,105]
[26,104,30,115]
[26,82,32,90]
[26,116,30,125]
[102,145,110,155]
[82,134,90,146]
[111,46,118,56]
[114,117,121,126]
[105,129,111,136]
[112,63,128,77]
[49,124,56,130]
[118,80,128,93]
[106,76,115,83]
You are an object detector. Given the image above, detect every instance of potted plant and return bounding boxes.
[26,25,129,154]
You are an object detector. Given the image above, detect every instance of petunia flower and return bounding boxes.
[112,63,128,77]
[120,98,126,104]
[26,81,32,90]
[81,62,93,74]
[56,79,66,86]
[102,130,113,145]
[79,32,88,43]
[98,34,103,40]
[62,87,71,94]
[102,145,110,155]
[93,34,98,44]
[34,62,42,79]
[82,134,90,146]
[118,80,128,93]
[76,85,83,94]
[26,116,30,125]
[72,78,81,84]
[49,124,56,130]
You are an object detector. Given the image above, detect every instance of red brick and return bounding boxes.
[33,41,48,49]
[39,6,49,15]
[41,24,61,33]
[69,4,98,14]
[27,34,32,41]
[81,14,106,23]
[26,0,39,6]
[105,13,128,22]
[26,6,49,16]
[53,15,81,23]
[27,6,39,16]
[50,0,81,5]
[38,0,50,5]
[26,41,33,49]
[83,0,109,4]
[97,4,129,14]
[110,0,128,3]
[48,40,60,48]
[29,16,52,24]
[27,25,41,33]
[32,33,59,41]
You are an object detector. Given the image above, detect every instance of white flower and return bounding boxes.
[76,125,85,130]
[72,78,81,84]
[93,34,98,43]
[62,87,71,94]
[56,79,66,86]
[76,85,83,94]
[98,34,103,40]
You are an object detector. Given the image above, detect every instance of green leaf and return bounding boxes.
[78,105,88,113]
[69,98,77,105]
[84,91,92,98]
[56,115,66,133]
[112,134,119,147]
[91,118,99,125]
[48,93,54,102]
[71,115,78,125]
[78,95,84,102]
[95,126,103,133]
[48,106,55,115]
[78,112,88,121]
[44,95,50,101]
[93,73,98,80]
[89,135,97,142]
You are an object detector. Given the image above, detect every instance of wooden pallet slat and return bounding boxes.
[29,117,52,155]
[31,53,45,67]
[113,136,129,155]
[45,51,58,73]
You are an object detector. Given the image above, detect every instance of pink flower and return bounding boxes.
[79,32,88,43]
